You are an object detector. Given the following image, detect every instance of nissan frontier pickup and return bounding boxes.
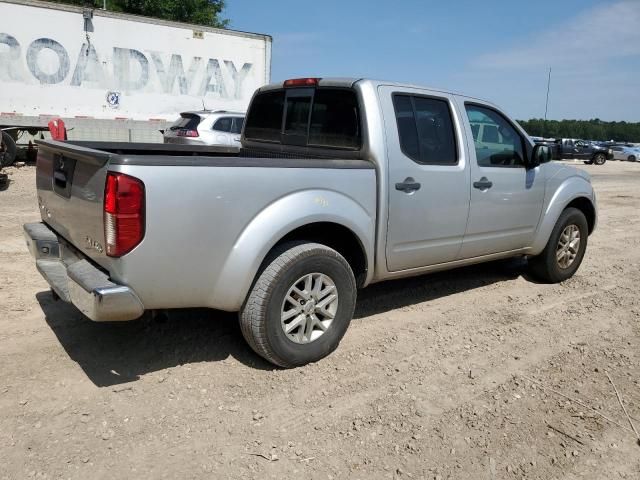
[25,77,597,367]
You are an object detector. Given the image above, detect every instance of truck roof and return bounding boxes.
[258,78,498,107]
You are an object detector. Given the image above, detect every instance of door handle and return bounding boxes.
[473,177,493,190]
[395,177,421,193]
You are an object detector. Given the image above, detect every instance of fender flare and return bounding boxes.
[210,189,375,311]
[529,176,596,255]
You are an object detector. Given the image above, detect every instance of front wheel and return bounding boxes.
[240,242,357,368]
[593,153,606,165]
[528,208,588,283]
[628,155,637,162]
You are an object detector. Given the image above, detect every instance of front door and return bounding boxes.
[574,140,590,159]
[459,102,545,258]
[381,86,470,272]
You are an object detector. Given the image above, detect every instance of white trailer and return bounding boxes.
[0,0,271,165]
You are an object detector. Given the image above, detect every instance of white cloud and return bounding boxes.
[474,0,640,69]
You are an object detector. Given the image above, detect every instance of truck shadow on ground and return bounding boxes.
[37,293,273,387]
[38,257,529,387]
[354,257,528,319]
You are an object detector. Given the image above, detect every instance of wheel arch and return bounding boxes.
[530,177,597,255]
[270,222,369,287]
[210,189,375,311]
[566,196,596,234]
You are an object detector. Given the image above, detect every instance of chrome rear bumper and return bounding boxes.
[24,222,144,322]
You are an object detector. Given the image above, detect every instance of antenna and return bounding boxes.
[202,99,207,111]
[542,67,551,138]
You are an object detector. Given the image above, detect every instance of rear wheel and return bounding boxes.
[593,153,606,165]
[628,155,637,162]
[240,242,357,368]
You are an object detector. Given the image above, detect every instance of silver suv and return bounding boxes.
[163,110,244,147]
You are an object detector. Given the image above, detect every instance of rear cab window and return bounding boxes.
[244,87,361,150]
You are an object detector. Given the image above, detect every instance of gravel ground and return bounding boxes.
[1,160,639,479]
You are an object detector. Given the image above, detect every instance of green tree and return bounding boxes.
[518,118,640,143]
[53,0,229,28]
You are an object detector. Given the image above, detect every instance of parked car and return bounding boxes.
[163,111,245,147]
[553,138,612,165]
[531,137,560,160]
[25,77,597,367]
[611,145,640,162]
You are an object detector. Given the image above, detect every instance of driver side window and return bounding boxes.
[465,104,525,168]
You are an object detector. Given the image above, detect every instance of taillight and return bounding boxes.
[177,129,199,137]
[283,78,321,87]
[104,172,145,257]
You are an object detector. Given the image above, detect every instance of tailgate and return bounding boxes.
[35,140,112,268]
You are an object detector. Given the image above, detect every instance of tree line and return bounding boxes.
[54,0,229,28]
[517,118,640,143]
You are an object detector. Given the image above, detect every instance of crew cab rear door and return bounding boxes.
[379,86,470,271]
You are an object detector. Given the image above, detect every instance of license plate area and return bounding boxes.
[53,154,77,198]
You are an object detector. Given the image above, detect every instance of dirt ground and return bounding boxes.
[1,160,639,480]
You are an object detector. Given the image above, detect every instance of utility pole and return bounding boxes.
[542,67,551,138]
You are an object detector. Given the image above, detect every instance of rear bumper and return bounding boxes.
[24,222,144,322]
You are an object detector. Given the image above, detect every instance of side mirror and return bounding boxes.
[530,144,551,168]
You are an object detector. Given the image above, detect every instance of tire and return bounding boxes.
[628,155,637,162]
[592,153,606,165]
[240,242,357,368]
[1,131,17,167]
[528,207,588,283]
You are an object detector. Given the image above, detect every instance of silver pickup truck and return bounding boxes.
[25,78,597,367]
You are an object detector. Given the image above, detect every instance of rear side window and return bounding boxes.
[244,88,361,150]
[170,114,200,131]
[231,117,244,134]
[392,94,457,165]
[212,117,232,132]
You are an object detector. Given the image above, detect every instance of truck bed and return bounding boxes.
[32,140,377,316]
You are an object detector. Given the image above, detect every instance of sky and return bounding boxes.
[225,0,640,122]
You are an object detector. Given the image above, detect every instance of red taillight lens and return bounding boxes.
[104,172,145,257]
[177,129,199,137]
[283,78,321,87]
